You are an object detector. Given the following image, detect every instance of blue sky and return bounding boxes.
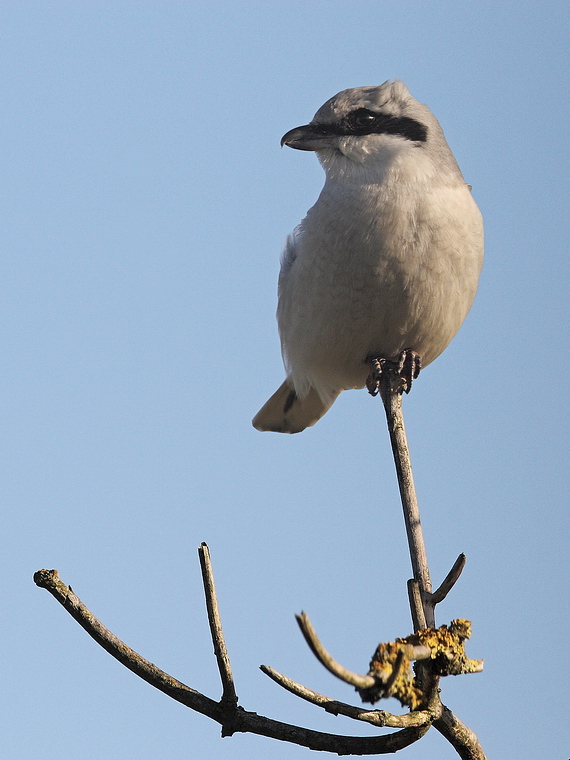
[1,2,568,759]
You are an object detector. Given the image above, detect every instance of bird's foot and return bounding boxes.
[397,349,422,393]
[365,350,422,396]
[365,357,388,396]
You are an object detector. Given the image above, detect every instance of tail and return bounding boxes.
[252,381,340,433]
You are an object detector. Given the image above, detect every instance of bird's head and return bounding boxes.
[281,81,460,182]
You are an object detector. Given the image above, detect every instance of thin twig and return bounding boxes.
[379,373,434,627]
[260,665,434,729]
[295,612,376,689]
[431,554,467,605]
[198,542,238,706]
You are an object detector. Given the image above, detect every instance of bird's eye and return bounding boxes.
[350,109,377,128]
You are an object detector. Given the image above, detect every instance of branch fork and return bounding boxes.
[34,557,430,755]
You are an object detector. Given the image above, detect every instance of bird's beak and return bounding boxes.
[281,123,333,151]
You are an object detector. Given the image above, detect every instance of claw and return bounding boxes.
[366,350,422,396]
[398,350,422,394]
[365,357,385,396]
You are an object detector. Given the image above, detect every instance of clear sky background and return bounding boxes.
[1,2,568,759]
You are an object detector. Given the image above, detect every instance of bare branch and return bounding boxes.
[295,612,376,689]
[198,542,238,706]
[33,569,225,722]
[435,705,488,760]
[260,665,434,729]
[431,554,466,605]
[34,568,428,755]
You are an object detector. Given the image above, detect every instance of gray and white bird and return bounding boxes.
[253,81,483,433]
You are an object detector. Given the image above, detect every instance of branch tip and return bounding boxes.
[34,568,62,589]
[198,544,238,706]
[295,612,376,689]
[431,554,467,605]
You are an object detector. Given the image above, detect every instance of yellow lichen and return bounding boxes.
[360,619,482,710]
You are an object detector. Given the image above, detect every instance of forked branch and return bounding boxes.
[260,664,434,729]
[265,609,480,713]
[34,564,428,755]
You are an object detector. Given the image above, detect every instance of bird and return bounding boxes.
[253,80,483,434]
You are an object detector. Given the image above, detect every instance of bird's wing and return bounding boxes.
[278,230,300,292]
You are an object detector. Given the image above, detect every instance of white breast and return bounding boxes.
[277,175,483,404]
